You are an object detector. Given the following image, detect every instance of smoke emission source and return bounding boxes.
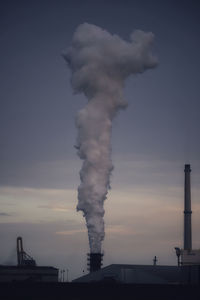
[64,23,157,253]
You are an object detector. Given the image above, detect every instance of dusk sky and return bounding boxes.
[1,0,200,280]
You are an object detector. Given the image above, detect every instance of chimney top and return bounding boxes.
[184,164,191,172]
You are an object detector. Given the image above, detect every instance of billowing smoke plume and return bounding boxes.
[64,23,157,253]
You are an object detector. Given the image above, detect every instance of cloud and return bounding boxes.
[0,212,11,217]
[0,186,78,223]
[38,204,71,212]
[0,158,81,189]
[56,229,86,235]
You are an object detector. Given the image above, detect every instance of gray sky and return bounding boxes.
[0,0,200,280]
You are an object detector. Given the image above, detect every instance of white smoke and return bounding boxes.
[64,23,158,253]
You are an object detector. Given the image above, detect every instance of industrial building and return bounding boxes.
[73,263,200,285]
[74,164,200,285]
[0,237,58,282]
[0,265,58,282]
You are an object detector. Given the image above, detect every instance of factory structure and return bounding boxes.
[74,164,200,284]
[0,237,58,282]
[175,165,200,266]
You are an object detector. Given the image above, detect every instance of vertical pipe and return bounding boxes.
[17,237,23,266]
[184,164,192,251]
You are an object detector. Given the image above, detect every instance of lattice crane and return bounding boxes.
[17,237,36,266]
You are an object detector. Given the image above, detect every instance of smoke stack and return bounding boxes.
[87,253,103,273]
[184,164,192,251]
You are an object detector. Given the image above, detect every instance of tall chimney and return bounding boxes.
[87,253,103,273]
[184,164,192,251]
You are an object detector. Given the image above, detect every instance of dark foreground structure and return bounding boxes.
[0,265,58,282]
[73,264,200,285]
[0,282,199,300]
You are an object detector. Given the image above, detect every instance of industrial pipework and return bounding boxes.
[87,253,103,273]
[17,237,36,266]
[184,164,192,251]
